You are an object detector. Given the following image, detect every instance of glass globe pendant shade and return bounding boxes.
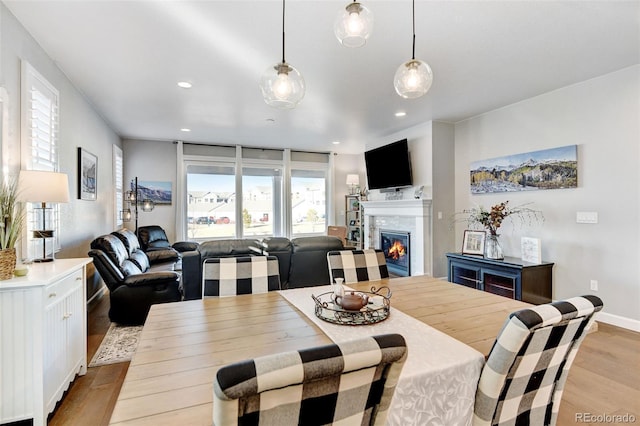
[394,59,433,99]
[260,62,305,109]
[334,2,373,48]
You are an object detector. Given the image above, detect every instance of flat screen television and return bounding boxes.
[364,139,413,190]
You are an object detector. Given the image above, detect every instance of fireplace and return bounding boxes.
[380,230,410,277]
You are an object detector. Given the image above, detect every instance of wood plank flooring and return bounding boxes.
[49,283,639,425]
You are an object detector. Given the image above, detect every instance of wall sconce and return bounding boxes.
[346,174,360,195]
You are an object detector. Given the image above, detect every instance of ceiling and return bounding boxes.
[4,1,639,154]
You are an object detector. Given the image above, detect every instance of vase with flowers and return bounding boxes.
[0,178,24,279]
[458,201,543,260]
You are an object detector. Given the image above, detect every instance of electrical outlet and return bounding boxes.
[437,211,443,220]
[590,280,598,291]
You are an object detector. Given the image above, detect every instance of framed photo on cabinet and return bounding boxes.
[462,230,486,256]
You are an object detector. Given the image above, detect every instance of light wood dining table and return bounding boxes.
[109,276,530,425]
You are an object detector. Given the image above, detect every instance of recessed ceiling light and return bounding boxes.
[395,111,407,117]
[180,128,191,132]
[332,141,340,145]
[177,81,192,89]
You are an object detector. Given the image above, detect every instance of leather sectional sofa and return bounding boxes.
[181,235,346,300]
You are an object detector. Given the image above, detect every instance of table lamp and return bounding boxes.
[346,174,360,195]
[18,170,70,262]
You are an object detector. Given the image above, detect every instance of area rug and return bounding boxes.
[89,323,144,367]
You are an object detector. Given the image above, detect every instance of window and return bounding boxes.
[21,61,60,259]
[181,144,331,240]
[113,145,124,228]
[186,162,236,240]
[242,166,282,237]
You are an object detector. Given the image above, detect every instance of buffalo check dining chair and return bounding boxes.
[473,295,603,426]
[213,333,407,426]
[327,249,389,284]
[202,256,281,297]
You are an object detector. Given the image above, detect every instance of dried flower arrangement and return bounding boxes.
[457,201,544,236]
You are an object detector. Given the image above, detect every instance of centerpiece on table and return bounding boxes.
[459,201,543,259]
[0,178,24,280]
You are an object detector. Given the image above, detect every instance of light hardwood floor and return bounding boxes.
[49,289,639,425]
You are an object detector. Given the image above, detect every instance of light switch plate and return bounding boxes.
[576,211,598,224]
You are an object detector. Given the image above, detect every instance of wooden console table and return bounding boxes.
[446,253,553,304]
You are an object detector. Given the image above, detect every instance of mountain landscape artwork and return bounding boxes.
[470,145,577,194]
[134,180,172,204]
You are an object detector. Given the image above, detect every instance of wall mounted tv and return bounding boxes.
[364,139,413,190]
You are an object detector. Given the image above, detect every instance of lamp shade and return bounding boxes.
[346,174,360,186]
[394,59,433,99]
[334,1,374,48]
[260,62,305,109]
[18,170,70,203]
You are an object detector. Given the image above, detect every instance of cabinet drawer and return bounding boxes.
[45,269,83,308]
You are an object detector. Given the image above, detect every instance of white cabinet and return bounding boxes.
[0,258,91,426]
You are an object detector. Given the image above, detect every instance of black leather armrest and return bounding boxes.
[146,248,180,265]
[124,271,180,287]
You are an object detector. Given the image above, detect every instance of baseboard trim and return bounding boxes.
[595,311,640,332]
[87,284,107,306]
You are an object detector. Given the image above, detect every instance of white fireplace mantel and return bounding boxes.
[360,199,433,276]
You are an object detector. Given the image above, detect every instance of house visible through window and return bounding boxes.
[182,144,330,241]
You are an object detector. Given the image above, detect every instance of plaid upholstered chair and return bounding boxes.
[202,256,281,297]
[327,249,389,284]
[213,333,407,426]
[473,295,603,426]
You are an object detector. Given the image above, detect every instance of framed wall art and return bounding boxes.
[134,180,172,205]
[470,145,577,194]
[78,147,97,200]
[462,230,486,256]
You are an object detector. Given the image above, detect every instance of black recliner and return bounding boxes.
[89,230,181,325]
[136,225,199,264]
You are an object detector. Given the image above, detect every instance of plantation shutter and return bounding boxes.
[114,145,124,227]
[21,61,61,259]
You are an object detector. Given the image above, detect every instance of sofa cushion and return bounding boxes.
[91,234,129,270]
[112,228,141,256]
[199,239,261,259]
[137,225,171,250]
[291,236,344,252]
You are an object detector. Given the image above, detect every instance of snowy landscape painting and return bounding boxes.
[470,145,577,194]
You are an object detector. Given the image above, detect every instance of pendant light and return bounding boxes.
[334,1,374,48]
[260,0,305,109]
[394,0,433,99]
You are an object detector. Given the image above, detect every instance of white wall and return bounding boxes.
[122,138,178,241]
[454,65,640,328]
[1,4,122,252]
[1,4,121,297]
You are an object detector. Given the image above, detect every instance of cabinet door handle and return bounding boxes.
[63,312,73,319]
[49,292,57,298]
[75,276,82,281]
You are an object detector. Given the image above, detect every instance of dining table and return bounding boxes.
[108,275,530,426]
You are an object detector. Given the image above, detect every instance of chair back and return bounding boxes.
[137,225,171,250]
[327,225,347,245]
[202,256,281,297]
[213,333,407,426]
[473,295,603,426]
[327,249,389,284]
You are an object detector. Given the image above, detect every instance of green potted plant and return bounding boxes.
[0,178,24,280]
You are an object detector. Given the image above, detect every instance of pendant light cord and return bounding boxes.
[281,0,286,64]
[411,0,416,60]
